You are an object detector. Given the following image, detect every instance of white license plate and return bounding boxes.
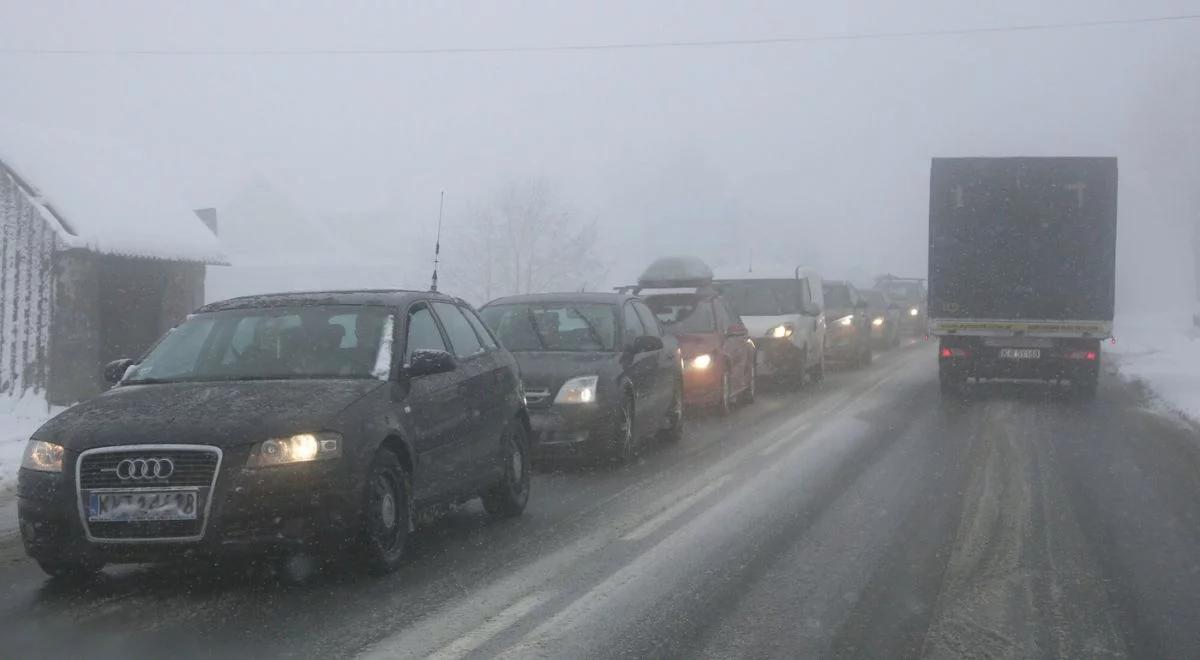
[88,490,199,522]
[999,348,1041,360]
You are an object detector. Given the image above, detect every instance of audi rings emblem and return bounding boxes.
[111,458,175,480]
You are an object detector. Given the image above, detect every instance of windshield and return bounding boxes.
[822,284,852,309]
[644,294,716,333]
[861,290,886,307]
[718,280,802,316]
[880,281,924,301]
[124,306,391,383]
[480,302,617,351]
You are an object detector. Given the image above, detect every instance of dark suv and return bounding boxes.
[821,281,873,367]
[17,290,530,578]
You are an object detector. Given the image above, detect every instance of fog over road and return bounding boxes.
[1,341,1198,660]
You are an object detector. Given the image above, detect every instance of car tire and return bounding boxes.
[939,366,966,397]
[36,558,103,580]
[358,450,410,575]
[659,381,684,442]
[611,395,636,462]
[742,361,756,404]
[482,421,531,517]
[716,370,733,416]
[1071,376,1098,401]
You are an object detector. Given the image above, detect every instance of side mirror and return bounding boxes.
[802,302,821,316]
[631,335,664,353]
[104,358,136,385]
[726,323,748,337]
[405,349,457,377]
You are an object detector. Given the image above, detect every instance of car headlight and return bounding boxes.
[689,354,713,370]
[768,324,794,339]
[909,307,919,317]
[22,440,64,473]
[872,317,885,326]
[245,432,342,468]
[555,375,599,404]
[835,315,854,327]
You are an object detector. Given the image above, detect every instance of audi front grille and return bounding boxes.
[76,445,223,543]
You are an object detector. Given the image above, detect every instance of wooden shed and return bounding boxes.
[0,123,225,405]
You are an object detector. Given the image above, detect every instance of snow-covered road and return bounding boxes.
[0,340,1198,659]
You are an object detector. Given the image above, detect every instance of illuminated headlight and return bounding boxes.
[909,307,919,317]
[246,432,342,468]
[872,317,885,327]
[556,375,599,404]
[21,440,64,473]
[768,324,794,339]
[835,315,854,327]
[689,354,713,370]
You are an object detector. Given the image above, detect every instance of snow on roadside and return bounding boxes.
[0,393,63,496]
[1110,312,1200,423]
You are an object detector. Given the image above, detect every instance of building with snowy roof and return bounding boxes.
[0,122,225,404]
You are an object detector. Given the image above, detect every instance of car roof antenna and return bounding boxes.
[430,191,444,292]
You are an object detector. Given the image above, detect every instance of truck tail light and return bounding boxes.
[940,347,968,358]
[1064,350,1098,361]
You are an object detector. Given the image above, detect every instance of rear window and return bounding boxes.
[643,294,716,333]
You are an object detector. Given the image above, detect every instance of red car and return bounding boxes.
[642,286,756,414]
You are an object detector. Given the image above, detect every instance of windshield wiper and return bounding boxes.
[567,306,608,349]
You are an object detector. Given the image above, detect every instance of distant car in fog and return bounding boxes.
[634,257,756,415]
[715,268,826,384]
[861,289,901,349]
[875,275,927,335]
[18,290,530,578]
[821,280,873,367]
[480,292,683,463]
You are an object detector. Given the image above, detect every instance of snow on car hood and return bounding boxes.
[34,379,383,452]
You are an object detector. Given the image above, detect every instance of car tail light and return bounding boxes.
[940,347,968,358]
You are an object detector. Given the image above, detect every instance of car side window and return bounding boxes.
[623,303,646,344]
[461,305,500,350]
[405,304,448,361]
[432,301,485,359]
[632,302,661,338]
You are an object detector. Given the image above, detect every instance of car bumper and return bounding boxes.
[825,330,862,361]
[682,365,725,406]
[526,404,618,460]
[18,452,362,565]
[754,338,805,376]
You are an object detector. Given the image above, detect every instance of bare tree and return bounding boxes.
[451,179,605,304]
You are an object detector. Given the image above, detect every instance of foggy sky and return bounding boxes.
[2,0,1197,311]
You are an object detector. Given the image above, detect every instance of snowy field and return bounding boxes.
[0,393,62,497]
[1110,312,1200,424]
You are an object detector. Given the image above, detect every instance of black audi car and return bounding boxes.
[480,293,683,463]
[17,290,530,578]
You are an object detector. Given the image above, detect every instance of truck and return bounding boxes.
[928,157,1118,398]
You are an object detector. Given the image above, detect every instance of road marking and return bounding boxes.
[371,591,552,660]
[621,473,734,541]
[760,423,811,456]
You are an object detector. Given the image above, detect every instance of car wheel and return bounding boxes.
[482,421,531,517]
[716,370,733,416]
[659,381,684,442]
[742,361,756,404]
[36,558,103,580]
[359,450,410,575]
[612,395,636,462]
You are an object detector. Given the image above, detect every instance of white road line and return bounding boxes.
[760,422,811,457]
[621,473,734,541]
[423,592,552,660]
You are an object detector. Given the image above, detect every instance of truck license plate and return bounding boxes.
[88,490,199,522]
[999,348,1041,360]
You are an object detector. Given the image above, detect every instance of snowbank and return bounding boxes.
[0,393,63,494]
[1110,312,1200,422]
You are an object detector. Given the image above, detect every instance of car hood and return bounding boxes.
[738,315,795,337]
[511,351,619,393]
[35,379,384,452]
[671,333,721,358]
[825,306,855,321]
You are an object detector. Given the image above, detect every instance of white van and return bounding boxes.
[714,267,826,384]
